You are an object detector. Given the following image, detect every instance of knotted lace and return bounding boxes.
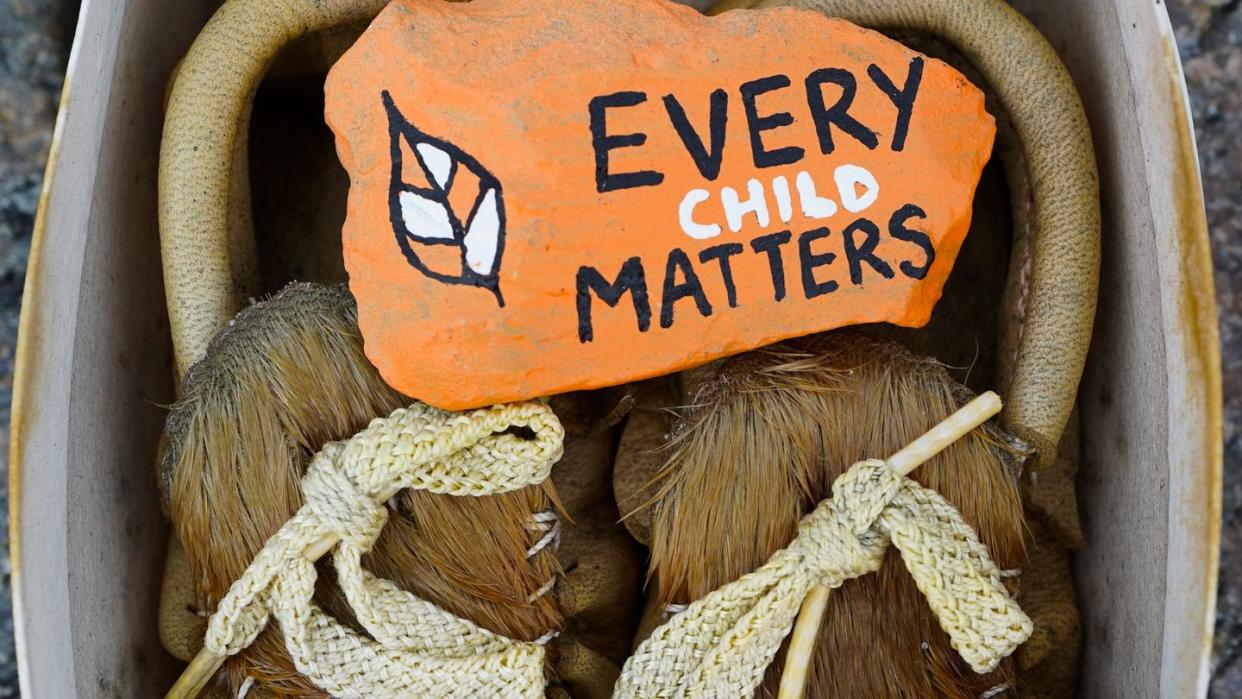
[615,459,1033,698]
[201,401,564,698]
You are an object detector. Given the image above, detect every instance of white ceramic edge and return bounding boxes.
[992,0,1222,693]
[9,0,119,695]
[1144,3,1222,697]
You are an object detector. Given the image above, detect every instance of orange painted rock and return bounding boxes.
[325,0,995,410]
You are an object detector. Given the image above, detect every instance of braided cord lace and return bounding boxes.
[201,401,564,698]
[615,459,1033,698]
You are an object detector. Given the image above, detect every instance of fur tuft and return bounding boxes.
[640,332,1026,698]
[162,283,561,697]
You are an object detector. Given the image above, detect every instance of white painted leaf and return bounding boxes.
[399,190,455,241]
[416,142,453,189]
[463,188,500,275]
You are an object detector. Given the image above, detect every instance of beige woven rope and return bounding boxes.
[197,400,564,698]
[615,458,1033,698]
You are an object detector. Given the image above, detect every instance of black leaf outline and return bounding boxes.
[384,90,507,306]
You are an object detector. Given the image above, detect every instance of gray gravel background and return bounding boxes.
[0,0,1236,696]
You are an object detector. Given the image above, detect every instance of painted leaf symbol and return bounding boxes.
[463,188,500,275]
[397,190,455,242]
[383,90,507,306]
[416,142,453,189]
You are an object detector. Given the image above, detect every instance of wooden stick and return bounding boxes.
[165,528,346,698]
[776,391,1003,699]
[165,649,227,699]
[779,587,832,698]
[887,392,1003,477]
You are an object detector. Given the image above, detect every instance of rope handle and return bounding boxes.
[161,0,388,377]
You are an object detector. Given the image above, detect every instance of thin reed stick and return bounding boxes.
[776,391,1003,699]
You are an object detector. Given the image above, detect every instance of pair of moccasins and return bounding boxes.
[156,0,1098,696]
